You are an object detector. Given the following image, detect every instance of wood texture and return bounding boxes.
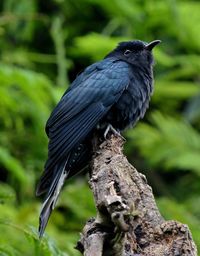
[76,135,197,256]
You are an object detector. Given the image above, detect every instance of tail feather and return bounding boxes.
[38,159,68,238]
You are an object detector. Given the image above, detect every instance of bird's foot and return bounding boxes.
[104,124,125,141]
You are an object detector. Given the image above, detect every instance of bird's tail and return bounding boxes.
[38,159,68,238]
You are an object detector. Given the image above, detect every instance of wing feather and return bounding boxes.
[37,58,130,196]
[45,102,107,171]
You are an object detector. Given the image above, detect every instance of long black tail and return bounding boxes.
[37,142,92,238]
[38,158,69,238]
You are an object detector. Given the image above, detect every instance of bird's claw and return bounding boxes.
[104,124,125,141]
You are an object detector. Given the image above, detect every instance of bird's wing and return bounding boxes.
[45,58,129,163]
[45,59,129,135]
[38,59,130,190]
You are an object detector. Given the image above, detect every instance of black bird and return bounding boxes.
[36,39,161,237]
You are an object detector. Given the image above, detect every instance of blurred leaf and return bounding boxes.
[184,94,200,124]
[0,183,16,204]
[154,81,200,101]
[0,64,58,194]
[0,220,68,256]
[3,0,37,42]
[72,33,129,61]
[178,2,200,50]
[0,244,20,256]
[127,111,200,175]
[0,146,28,184]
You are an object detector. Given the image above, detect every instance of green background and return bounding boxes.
[0,0,200,255]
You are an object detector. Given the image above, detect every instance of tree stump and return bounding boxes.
[76,135,197,256]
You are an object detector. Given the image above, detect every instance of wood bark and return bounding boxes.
[76,135,197,256]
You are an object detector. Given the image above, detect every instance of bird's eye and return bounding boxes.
[124,49,132,56]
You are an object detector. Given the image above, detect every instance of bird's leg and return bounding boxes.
[104,124,125,141]
[104,124,120,139]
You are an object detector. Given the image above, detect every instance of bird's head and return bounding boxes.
[106,40,161,67]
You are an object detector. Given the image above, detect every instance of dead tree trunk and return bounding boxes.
[76,135,197,256]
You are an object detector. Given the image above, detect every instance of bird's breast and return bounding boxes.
[102,76,152,131]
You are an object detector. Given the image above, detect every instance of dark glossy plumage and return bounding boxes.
[36,39,161,237]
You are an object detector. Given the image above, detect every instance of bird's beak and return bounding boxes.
[145,40,161,51]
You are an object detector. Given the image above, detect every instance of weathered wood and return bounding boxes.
[76,135,197,256]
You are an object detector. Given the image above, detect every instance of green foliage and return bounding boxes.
[0,64,58,197]
[0,0,200,254]
[72,33,129,61]
[0,180,93,255]
[127,111,200,174]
